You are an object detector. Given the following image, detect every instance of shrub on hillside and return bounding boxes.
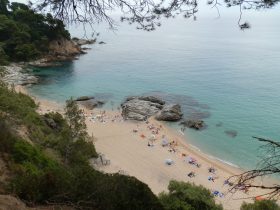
[159,180,223,210]
[240,200,280,210]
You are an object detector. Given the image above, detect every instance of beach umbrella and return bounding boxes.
[165,159,174,165]
[161,139,169,146]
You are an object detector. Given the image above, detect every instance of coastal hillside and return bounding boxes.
[0,83,164,209]
[0,0,81,65]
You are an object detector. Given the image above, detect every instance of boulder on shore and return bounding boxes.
[180,119,205,130]
[155,104,183,121]
[121,97,163,121]
[121,96,183,121]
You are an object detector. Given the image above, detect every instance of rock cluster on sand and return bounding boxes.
[121,96,183,121]
[2,64,38,86]
[180,119,205,130]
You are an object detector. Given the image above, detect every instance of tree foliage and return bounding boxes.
[65,98,87,140]
[34,0,279,31]
[0,0,70,63]
[159,180,223,210]
[240,200,280,210]
[229,137,280,199]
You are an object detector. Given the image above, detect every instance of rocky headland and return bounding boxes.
[29,37,96,68]
[1,37,96,86]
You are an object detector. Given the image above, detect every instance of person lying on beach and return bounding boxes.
[133,129,138,133]
[148,142,154,147]
[187,171,195,178]
[212,190,224,198]
[168,146,176,153]
[208,175,215,182]
[195,162,201,168]
[169,149,176,153]
[140,134,146,138]
[149,135,156,141]
[208,175,218,182]
[223,179,234,186]
[208,167,216,174]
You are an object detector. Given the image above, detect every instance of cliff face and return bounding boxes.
[0,194,74,210]
[48,38,82,57]
[26,36,97,68]
[28,38,86,67]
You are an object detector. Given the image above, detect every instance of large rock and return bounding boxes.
[49,38,82,56]
[121,95,185,121]
[155,104,183,121]
[225,130,238,138]
[72,38,96,45]
[138,96,165,105]
[2,64,38,86]
[44,117,58,130]
[121,97,164,121]
[180,119,205,130]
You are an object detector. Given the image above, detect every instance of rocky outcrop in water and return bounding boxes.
[121,96,183,121]
[180,119,205,130]
[75,96,95,101]
[72,38,96,46]
[155,104,183,121]
[225,130,238,138]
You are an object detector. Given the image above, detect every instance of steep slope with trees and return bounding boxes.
[0,0,79,65]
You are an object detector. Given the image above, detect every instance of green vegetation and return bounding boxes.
[0,0,70,64]
[241,200,280,210]
[0,84,162,209]
[159,180,223,210]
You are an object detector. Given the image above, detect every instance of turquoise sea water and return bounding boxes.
[27,15,280,170]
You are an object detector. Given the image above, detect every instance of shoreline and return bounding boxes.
[15,85,271,210]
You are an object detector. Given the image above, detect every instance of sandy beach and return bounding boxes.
[16,85,270,210]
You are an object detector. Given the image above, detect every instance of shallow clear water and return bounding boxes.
[28,15,280,169]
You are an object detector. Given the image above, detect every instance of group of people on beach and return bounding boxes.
[130,119,235,200]
[85,110,124,123]
[89,111,250,202]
